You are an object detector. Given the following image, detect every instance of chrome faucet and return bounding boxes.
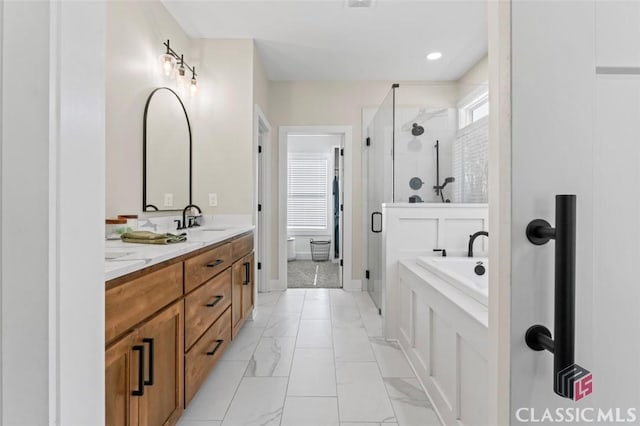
[467,231,488,257]
[176,204,202,230]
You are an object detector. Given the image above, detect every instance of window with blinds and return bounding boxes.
[287,155,329,231]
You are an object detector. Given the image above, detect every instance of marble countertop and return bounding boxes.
[105,225,254,282]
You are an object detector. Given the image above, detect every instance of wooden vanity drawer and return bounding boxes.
[185,307,232,405]
[184,269,232,350]
[231,233,254,262]
[106,263,183,345]
[184,243,231,293]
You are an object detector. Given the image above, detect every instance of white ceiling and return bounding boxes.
[161,0,488,81]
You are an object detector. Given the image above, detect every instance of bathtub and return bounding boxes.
[416,256,488,306]
[397,259,488,425]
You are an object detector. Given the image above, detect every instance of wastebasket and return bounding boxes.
[310,239,331,262]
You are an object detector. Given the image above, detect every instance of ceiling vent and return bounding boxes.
[346,0,374,8]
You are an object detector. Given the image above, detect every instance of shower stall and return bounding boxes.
[365,83,489,310]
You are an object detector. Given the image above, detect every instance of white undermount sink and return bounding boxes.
[104,250,135,260]
[191,226,232,232]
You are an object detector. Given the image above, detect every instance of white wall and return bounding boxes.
[253,46,270,118]
[106,1,264,218]
[2,2,106,424]
[2,3,50,422]
[106,1,191,217]
[190,39,255,215]
[457,55,489,102]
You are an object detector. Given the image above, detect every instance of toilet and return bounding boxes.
[287,237,296,261]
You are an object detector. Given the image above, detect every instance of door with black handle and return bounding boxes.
[508,5,640,420]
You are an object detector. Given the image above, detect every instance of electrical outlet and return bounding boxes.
[208,193,218,207]
[164,193,173,207]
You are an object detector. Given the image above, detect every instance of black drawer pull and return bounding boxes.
[243,262,250,285]
[206,295,224,307]
[142,338,154,386]
[131,345,145,396]
[206,259,224,268]
[206,339,224,356]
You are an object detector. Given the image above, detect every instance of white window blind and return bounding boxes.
[287,155,329,230]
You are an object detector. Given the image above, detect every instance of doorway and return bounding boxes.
[278,126,354,290]
[286,134,343,288]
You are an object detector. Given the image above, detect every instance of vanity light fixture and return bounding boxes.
[160,39,198,95]
[176,55,187,89]
[190,67,197,95]
[159,40,176,76]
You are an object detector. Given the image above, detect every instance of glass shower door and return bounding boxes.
[366,88,394,311]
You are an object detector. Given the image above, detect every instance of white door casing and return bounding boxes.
[254,104,271,294]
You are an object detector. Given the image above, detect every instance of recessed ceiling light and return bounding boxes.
[426,52,443,61]
[346,0,374,8]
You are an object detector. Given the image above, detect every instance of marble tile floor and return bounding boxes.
[179,289,441,426]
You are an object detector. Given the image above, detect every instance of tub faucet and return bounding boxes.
[467,231,488,257]
[177,204,202,230]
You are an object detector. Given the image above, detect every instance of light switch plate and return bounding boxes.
[164,193,173,207]
[208,193,218,207]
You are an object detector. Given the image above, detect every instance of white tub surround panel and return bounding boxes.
[381,203,488,338]
[398,260,488,426]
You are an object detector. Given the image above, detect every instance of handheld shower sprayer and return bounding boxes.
[433,140,455,202]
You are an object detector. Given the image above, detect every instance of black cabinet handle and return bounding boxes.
[207,259,224,268]
[525,194,578,399]
[371,212,382,233]
[131,345,145,396]
[142,338,154,386]
[243,262,250,285]
[206,339,224,356]
[206,295,224,307]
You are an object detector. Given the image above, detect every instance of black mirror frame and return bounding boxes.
[142,87,192,212]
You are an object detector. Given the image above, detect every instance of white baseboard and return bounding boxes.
[343,279,362,291]
[269,279,286,291]
[292,252,312,260]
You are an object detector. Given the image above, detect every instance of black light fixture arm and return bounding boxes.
[164,39,197,78]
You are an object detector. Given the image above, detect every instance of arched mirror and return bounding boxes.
[143,87,192,211]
